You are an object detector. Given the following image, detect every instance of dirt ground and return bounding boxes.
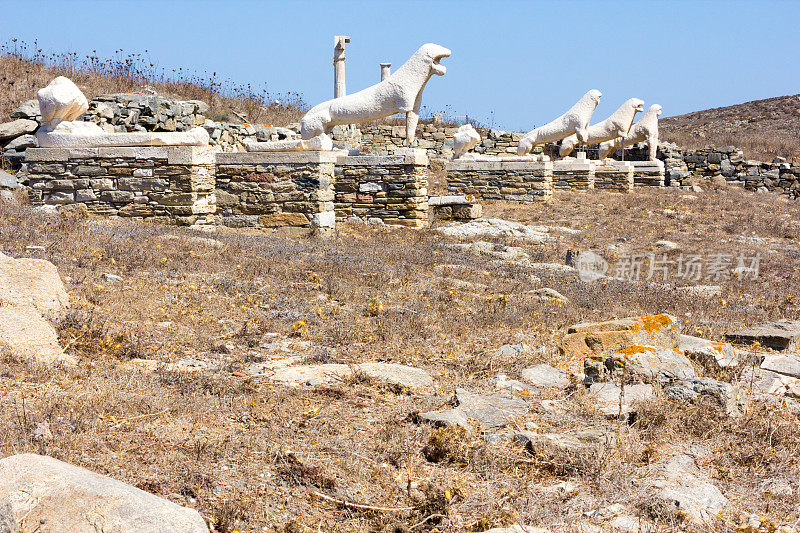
[2,184,800,532]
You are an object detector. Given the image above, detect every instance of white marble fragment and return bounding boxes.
[452,124,481,157]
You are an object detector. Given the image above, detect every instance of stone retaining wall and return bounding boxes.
[25,146,217,225]
[593,162,634,192]
[334,152,429,227]
[445,159,553,202]
[552,160,594,191]
[214,152,336,229]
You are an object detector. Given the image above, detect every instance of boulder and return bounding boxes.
[10,99,40,120]
[664,377,747,417]
[0,252,73,365]
[587,345,696,383]
[3,134,37,152]
[0,170,18,190]
[560,314,679,360]
[588,382,654,418]
[0,454,208,532]
[678,334,738,369]
[726,319,800,351]
[0,253,70,317]
[740,367,800,398]
[420,388,529,429]
[0,120,38,142]
[761,353,800,378]
[647,447,728,525]
[37,76,89,126]
[520,364,570,389]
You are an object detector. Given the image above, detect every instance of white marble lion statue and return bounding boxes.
[517,89,602,156]
[558,98,644,157]
[597,104,662,160]
[300,43,451,146]
[452,124,481,157]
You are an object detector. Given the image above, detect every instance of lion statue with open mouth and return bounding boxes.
[300,43,451,147]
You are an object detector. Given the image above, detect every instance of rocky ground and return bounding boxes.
[2,185,800,532]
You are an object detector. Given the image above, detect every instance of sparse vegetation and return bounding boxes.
[661,94,800,161]
[2,184,800,530]
[0,39,306,125]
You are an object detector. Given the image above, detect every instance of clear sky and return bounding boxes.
[2,0,799,131]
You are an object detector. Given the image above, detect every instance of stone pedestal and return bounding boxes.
[630,160,666,187]
[445,157,553,202]
[552,159,595,191]
[214,151,336,229]
[335,151,429,227]
[26,146,218,225]
[594,161,634,192]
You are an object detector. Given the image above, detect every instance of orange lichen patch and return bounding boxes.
[640,314,674,335]
[618,345,657,356]
[709,342,727,354]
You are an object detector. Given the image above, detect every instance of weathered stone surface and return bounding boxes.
[588,345,696,383]
[359,362,434,388]
[437,218,551,242]
[259,213,310,227]
[10,99,40,120]
[647,447,728,525]
[483,526,550,533]
[678,334,738,369]
[588,382,654,418]
[561,314,679,359]
[0,170,17,189]
[3,134,37,151]
[520,364,570,388]
[664,377,747,417]
[445,241,531,263]
[263,360,433,389]
[0,497,16,533]
[0,253,69,318]
[0,252,74,365]
[420,388,529,429]
[0,454,208,532]
[528,287,569,303]
[0,119,38,142]
[515,427,613,454]
[740,367,800,398]
[760,353,800,378]
[726,319,800,351]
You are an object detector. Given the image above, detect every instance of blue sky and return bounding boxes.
[2,0,799,131]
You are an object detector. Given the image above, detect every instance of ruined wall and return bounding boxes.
[214,152,336,229]
[334,153,430,228]
[445,159,553,202]
[25,146,217,225]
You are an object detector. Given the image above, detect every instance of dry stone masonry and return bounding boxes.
[445,158,553,202]
[26,146,217,225]
[214,151,336,229]
[335,152,430,227]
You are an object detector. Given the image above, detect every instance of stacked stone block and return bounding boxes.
[26,146,217,225]
[630,161,666,187]
[214,151,336,228]
[552,160,595,191]
[445,159,553,202]
[594,162,634,192]
[334,152,429,227]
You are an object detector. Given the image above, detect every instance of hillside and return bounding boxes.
[0,45,305,125]
[660,94,800,161]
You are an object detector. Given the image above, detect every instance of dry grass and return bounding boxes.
[661,94,800,162]
[1,184,800,531]
[0,39,306,126]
